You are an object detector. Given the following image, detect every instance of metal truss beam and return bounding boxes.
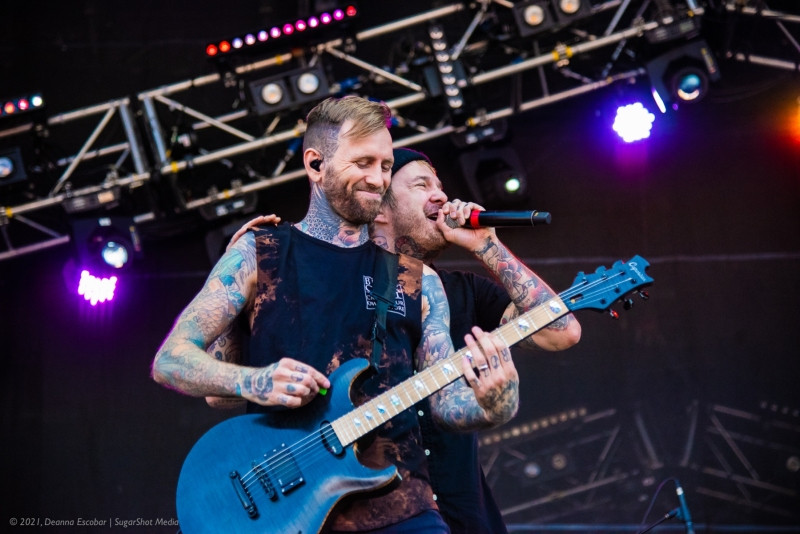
[1,1,798,263]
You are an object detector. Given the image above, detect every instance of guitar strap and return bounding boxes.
[370,250,399,370]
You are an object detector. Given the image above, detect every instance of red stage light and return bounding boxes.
[206,44,218,56]
[346,5,357,16]
[3,102,15,114]
[17,99,29,111]
[219,41,231,53]
[283,23,294,35]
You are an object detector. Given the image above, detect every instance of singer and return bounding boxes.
[208,147,582,534]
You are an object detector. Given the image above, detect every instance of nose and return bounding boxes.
[431,187,448,204]
[365,164,389,190]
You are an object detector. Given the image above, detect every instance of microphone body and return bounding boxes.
[675,479,695,534]
[444,210,552,229]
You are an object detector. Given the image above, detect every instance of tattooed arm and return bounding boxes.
[418,265,519,431]
[437,200,581,352]
[205,321,248,409]
[151,232,330,408]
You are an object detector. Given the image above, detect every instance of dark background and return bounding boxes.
[1,1,799,532]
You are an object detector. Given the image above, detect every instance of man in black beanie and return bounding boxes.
[368,147,581,533]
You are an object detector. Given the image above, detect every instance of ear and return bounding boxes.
[304,148,323,183]
[373,204,390,225]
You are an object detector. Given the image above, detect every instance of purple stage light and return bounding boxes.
[613,103,655,143]
[77,270,118,306]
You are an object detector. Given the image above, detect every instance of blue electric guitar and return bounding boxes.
[175,256,654,534]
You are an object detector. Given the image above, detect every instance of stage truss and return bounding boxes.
[0,0,798,263]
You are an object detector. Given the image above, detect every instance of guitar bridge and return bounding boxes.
[229,470,258,519]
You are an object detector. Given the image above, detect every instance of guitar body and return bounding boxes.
[176,358,397,534]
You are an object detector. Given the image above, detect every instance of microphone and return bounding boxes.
[444,210,552,229]
[675,479,695,534]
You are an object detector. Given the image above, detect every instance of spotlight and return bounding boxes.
[248,65,329,116]
[612,102,655,143]
[646,39,720,112]
[0,146,28,188]
[512,1,556,37]
[458,146,529,207]
[553,0,592,24]
[72,216,142,275]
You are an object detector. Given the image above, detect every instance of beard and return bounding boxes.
[321,166,384,225]
[389,206,448,259]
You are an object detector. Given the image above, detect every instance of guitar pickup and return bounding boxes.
[271,444,305,495]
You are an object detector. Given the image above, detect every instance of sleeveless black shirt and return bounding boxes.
[248,223,436,531]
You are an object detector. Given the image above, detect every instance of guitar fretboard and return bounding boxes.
[330,296,569,445]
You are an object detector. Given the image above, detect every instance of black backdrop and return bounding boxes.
[2,2,800,532]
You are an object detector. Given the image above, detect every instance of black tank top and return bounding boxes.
[248,223,436,530]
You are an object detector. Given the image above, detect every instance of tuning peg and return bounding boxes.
[608,309,619,319]
[637,290,650,300]
[623,298,634,310]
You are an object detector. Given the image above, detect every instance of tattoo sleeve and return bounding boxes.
[474,237,576,351]
[152,232,263,400]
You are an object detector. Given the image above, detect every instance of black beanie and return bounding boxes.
[391,147,432,176]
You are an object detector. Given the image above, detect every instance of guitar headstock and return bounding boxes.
[563,255,653,315]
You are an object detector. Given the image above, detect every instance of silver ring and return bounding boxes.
[478,364,489,371]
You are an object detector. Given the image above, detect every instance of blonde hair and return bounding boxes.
[304,96,392,160]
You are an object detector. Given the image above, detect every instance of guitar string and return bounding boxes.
[238,268,641,491]
[236,268,645,491]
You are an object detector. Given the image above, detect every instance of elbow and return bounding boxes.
[150,352,171,387]
[563,319,582,349]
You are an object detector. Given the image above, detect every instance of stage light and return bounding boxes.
[261,82,285,106]
[612,103,655,143]
[1,91,45,120]
[204,5,359,57]
[248,65,329,116]
[553,0,592,24]
[0,146,28,188]
[458,146,529,206]
[77,270,118,306]
[426,24,468,113]
[646,39,720,111]
[71,216,142,275]
[512,1,556,37]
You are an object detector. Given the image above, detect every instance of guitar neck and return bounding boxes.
[330,295,569,446]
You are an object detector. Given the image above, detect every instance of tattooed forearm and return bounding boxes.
[418,269,453,369]
[432,377,519,430]
[475,236,580,351]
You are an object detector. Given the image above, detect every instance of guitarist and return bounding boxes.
[152,97,519,533]
[212,147,583,533]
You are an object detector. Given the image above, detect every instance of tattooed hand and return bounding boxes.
[243,358,331,408]
[461,326,519,426]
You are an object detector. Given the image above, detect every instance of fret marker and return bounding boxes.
[414,380,424,391]
[364,411,374,420]
[390,394,401,406]
[353,418,362,427]
[516,318,531,332]
[442,363,455,376]
[549,300,562,314]
[377,404,387,414]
